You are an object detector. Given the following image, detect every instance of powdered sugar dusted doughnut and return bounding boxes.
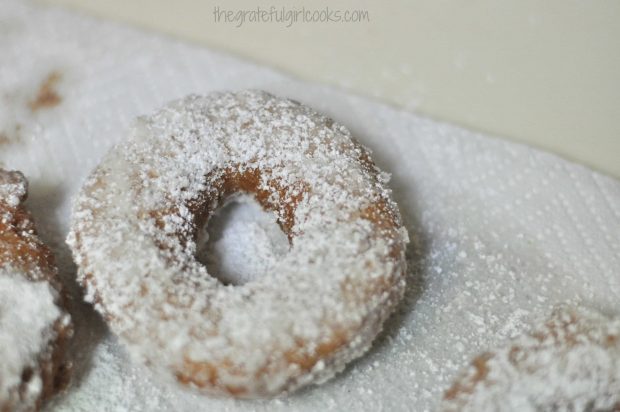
[442,305,620,412]
[0,170,72,411]
[67,90,409,397]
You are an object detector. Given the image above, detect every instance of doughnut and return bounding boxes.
[67,90,409,397]
[441,305,620,411]
[0,170,73,411]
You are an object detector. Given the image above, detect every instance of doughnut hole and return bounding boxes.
[195,195,289,286]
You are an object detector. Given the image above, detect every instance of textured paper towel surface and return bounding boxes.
[0,1,619,411]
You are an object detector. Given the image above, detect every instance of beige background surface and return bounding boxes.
[42,0,620,178]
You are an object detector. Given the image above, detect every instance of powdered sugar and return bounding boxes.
[198,195,289,285]
[1,1,619,409]
[441,305,620,411]
[0,170,27,208]
[67,91,409,397]
[0,268,62,409]
[0,169,70,411]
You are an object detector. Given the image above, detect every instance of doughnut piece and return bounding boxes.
[0,170,72,411]
[441,306,620,412]
[67,90,409,397]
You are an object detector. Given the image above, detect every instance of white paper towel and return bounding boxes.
[0,1,618,411]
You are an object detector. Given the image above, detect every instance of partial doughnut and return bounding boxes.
[67,90,409,397]
[0,170,72,411]
[441,305,620,411]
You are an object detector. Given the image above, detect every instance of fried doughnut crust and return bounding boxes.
[442,306,620,412]
[0,170,72,412]
[68,91,409,397]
